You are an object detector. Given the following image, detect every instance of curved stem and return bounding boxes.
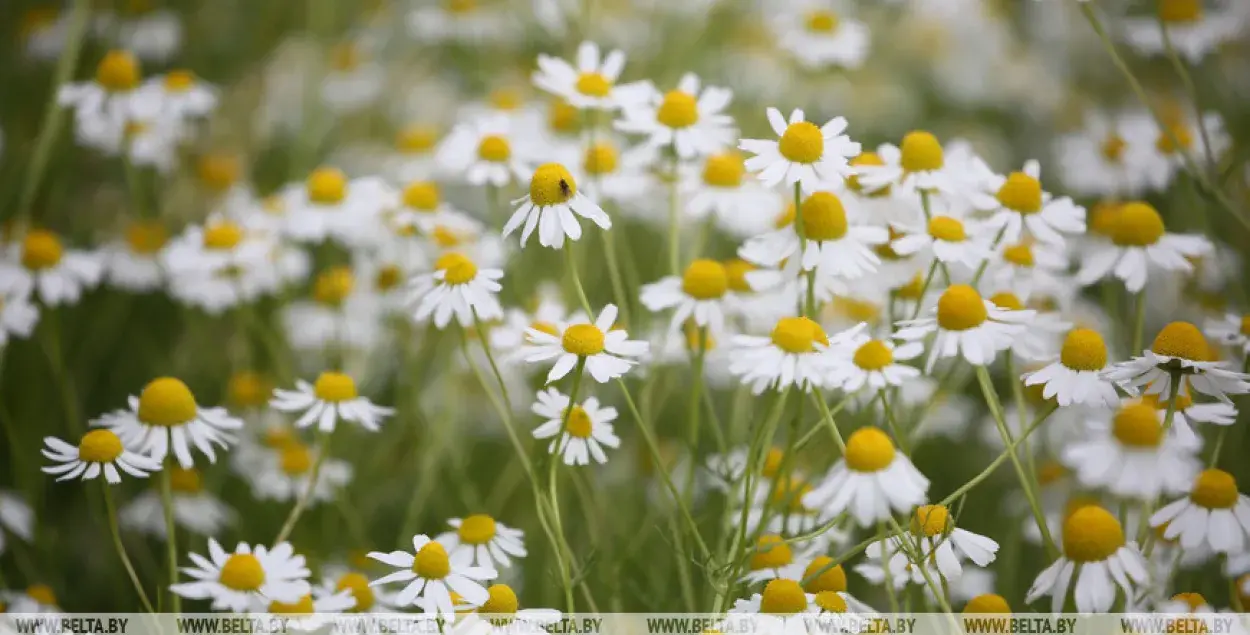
[565,243,593,316]
[159,454,181,613]
[274,428,332,545]
[102,483,156,613]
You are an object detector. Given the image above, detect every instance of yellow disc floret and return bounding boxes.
[847,152,889,196]
[413,541,450,579]
[396,124,438,153]
[565,406,592,440]
[458,514,498,545]
[477,135,512,162]
[936,285,988,331]
[724,259,755,293]
[25,585,56,607]
[964,594,1011,614]
[802,556,847,594]
[313,267,354,306]
[801,192,849,241]
[1112,403,1162,447]
[197,154,239,192]
[853,340,893,371]
[995,172,1043,214]
[656,91,699,129]
[269,595,315,615]
[137,377,197,427]
[1190,469,1238,509]
[844,427,895,472]
[1101,134,1127,163]
[1110,202,1165,247]
[575,72,611,97]
[681,259,729,300]
[703,152,745,187]
[481,583,519,615]
[989,292,1024,312]
[168,467,203,493]
[805,10,840,33]
[562,324,605,356]
[77,430,124,463]
[336,573,375,612]
[202,222,243,251]
[778,121,824,164]
[402,181,439,211]
[815,591,846,613]
[1151,321,1208,360]
[759,579,808,615]
[280,444,313,475]
[434,252,478,285]
[124,221,168,255]
[927,216,966,242]
[313,371,358,402]
[770,317,829,354]
[900,131,943,173]
[219,553,265,591]
[96,50,141,91]
[1060,328,1108,371]
[583,143,618,175]
[1062,505,1125,563]
[749,535,792,570]
[530,163,576,206]
[911,504,952,537]
[1158,0,1202,23]
[1002,242,1034,267]
[21,230,64,270]
[306,167,347,205]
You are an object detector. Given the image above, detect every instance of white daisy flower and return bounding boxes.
[1053,110,1155,197]
[319,43,384,114]
[112,8,182,61]
[408,1,513,44]
[257,586,356,631]
[521,304,648,384]
[281,268,387,355]
[988,291,1069,362]
[640,259,734,334]
[889,205,993,271]
[437,115,532,188]
[160,219,284,314]
[270,371,394,433]
[804,427,929,528]
[279,168,395,248]
[90,377,242,468]
[316,566,398,614]
[740,476,837,541]
[407,250,504,329]
[740,191,887,278]
[41,430,160,483]
[1105,321,1250,404]
[503,163,610,249]
[572,139,656,206]
[436,515,528,571]
[729,316,842,394]
[740,107,860,194]
[1026,505,1149,613]
[0,491,34,555]
[393,180,480,236]
[237,441,352,505]
[727,578,875,633]
[984,239,1068,301]
[532,41,631,111]
[387,123,442,182]
[119,467,234,539]
[0,281,39,349]
[826,323,923,393]
[131,69,217,120]
[1061,400,1202,501]
[680,152,784,239]
[0,229,103,307]
[1139,389,1239,444]
[1075,201,1212,293]
[970,160,1086,247]
[452,584,562,635]
[1206,312,1250,359]
[855,504,998,587]
[170,539,311,612]
[894,284,1034,373]
[1121,1,1243,63]
[57,50,141,141]
[101,220,167,292]
[489,292,569,364]
[367,534,497,617]
[854,132,976,201]
[614,72,736,160]
[1023,328,1122,408]
[531,387,621,466]
[771,1,871,70]
[1152,468,1250,555]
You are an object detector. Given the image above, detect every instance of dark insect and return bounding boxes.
[558,179,572,197]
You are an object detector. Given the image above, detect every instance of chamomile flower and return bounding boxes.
[532,41,631,111]
[131,69,217,120]
[1137,390,1239,445]
[680,152,784,239]
[438,115,532,188]
[804,427,929,528]
[408,0,513,44]
[1151,469,1250,554]
[1061,401,1202,500]
[57,50,141,135]
[91,377,243,468]
[727,578,872,634]
[1053,110,1154,197]
[119,467,234,539]
[740,107,860,193]
[270,371,394,433]
[855,504,999,587]
[503,163,610,249]
[531,387,620,466]
[101,220,167,292]
[889,207,992,271]
[771,1,871,70]
[387,123,442,182]
[1026,505,1149,613]
[729,316,840,394]
[1206,313,1250,358]
[741,535,808,584]
[522,304,648,384]
[319,43,384,114]
[854,132,962,200]
[984,239,1068,301]
[280,168,395,247]
[0,229,103,307]
[895,285,1033,372]
[161,219,283,313]
[1105,321,1250,404]
[0,492,33,555]
[489,292,570,363]
[614,73,736,160]
[454,586,562,635]
[393,181,479,236]
[170,539,311,612]
[640,259,734,334]
[256,587,357,631]
[281,267,387,354]
[826,323,923,393]
[239,441,352,505]
[1121,0,1243,63]
[317,566,397,614]
[1022,328,1121,408]
[1075,202,1212,293]
[408,251,504,329]
[367,535,497,616]
[0,283,39,348]
[970,161,1086,247]
[111,7,182,61]
[741,191,887,278]
[41,430,160,483]
[436,516,527,571]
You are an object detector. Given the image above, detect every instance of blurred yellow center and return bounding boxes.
[750,535,792,570]
[530,163,576,206]
[96,50,140,91]
[403,182,440,211]
[724,259,755,292]
[168,467,203,493]
[1190,469,1238,509]
[802,556,847,593]
[761,447,786,478]
[397,124,439,153]
[164,69,196,91]
[844,427,895,472]
[853,340,893,371]
[125,221,168,255]
[306,167,348,205]
[482,584,519,615]
[477,135,511,162]
[801,192,849,241]
[703,152,745,187]
[565,406,593,438]
[760,579,807,615]
[937,285,987,331]
[584,143,618,175]
[313,267,354,306]
[78,430,124,463]
[1002,242,1034,267]
[530,321,559,337]
[329,44,361,72]
[1157,122,1194,153]
[549,101,581,134]
[1110,202,1164,247]
[927,216,966,242]
[562,324,605,356]
[900,131,943,173]
[778,121,824,164]
[21,230,64,270]
[375,264,403,291]
[911,504,951,537]
[137,377,197,426]
[964,594,1011,614]
[1060,328,1107,371]
[25,585,56,607]
[1159,0,1202,23]
[218,554,265,592]
[847,152,888,195]
[280,444,313,475]
[413,542,450,579]
[202,222,243,250]
[197,154,239,192]
[1172,592,1208,611]
[681,259,729,300]
[1101,134,1127,162]
[770,317,828,354]
[489,88,522,111]
[314,372,358,402]
[995,172,1042,214]
[336,572,375,612]
[431,225,462,248]
[1112,403,1162,447]
[1151,321,1208,360]
[656,90,699,129]
[990,292,1024,311]
[576,72,612,97]
[458,514,498,544]
[435,252,478,285]
[1062,505,1124,563]
[805,10,839,33]
[269,595,315,615]
[814,591,846,613]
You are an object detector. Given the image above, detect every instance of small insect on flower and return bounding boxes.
[41,430,161,484]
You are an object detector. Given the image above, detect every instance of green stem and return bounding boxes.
[102,484,156,613]
[549,358,586,612]
[1131,290,1147,355]
[908,260,939,321]
[1158,21,1217,173]
[878,390,909,455]
[565,242,593,315]
[41,310,82,436]
[601,227,630,325]
[274,428,332,545]
[938,403,1057,506]
[668,152,682,275]
[879,524,900,613]
[159,455,181,613]
[811,391,847,453]
[1141,373,1182,553]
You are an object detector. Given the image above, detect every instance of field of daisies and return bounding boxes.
[2,0,1250,625]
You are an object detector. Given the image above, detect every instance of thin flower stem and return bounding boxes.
[549,358,586,612]
[811,390,847,453]
[40,311,83,437]
[970,226,1008,289]
[565,243,593,315]
[1158,22,1217,172]
[601,228,631,325]
[1141,372,1182,553]
[159,455,181,613]
[274,428,332,545]
[908,260,939,321]
[668,152,682,275]
[938,402,1057,506]
[878,389,909,455]
[975,366,1058,559]
[102,484,156,613]
[878,523,900,614]
[886,517,955,616]
[1131,289,1147,355]
[1209,426,1228,468]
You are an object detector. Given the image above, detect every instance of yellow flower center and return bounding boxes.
[1062,505,1125,563]
[25,585,56,607]
[844,427,896,472]
[847,152,889,196]
[770,317,829,354]
[814,591,846,613]
[565,405,594,438]
[328,43,361,72]
[458,514,498,544]
[280,444,313,475]
[168,467,203,493]
[681,259,729,300]
[1172,592,1208,611]
[269,594,315,616]
[530,321,560,337]
[396,124,439,153]
[163,69,196,92]
[1060,328,1108,371]
[656,90,699,129]
[336,573,375,612]
[802,556,847,594]
[375,264,403,292]
[749,535,793,570]
[575,72,612,97]
[1158,0,1202,23]
[562,324,605,356]
[1002,242,1034,267]
[548,100,581,134]
[477,135,512,163]
[219,553,265,591]
[1101,134,1127,163]
[1112,403,1162,447]
[702,152,745,187]
[21,230,64,270]
[774,204,796,229]
[829,297,881,325]
[488,88,523,111]
[306,167,348,205]
[964,594,1011,614]
[77,429,124,463]
[430,225,463,248]
[936,285,988,331]
[778,121,824,164]
[444,0,477,14]
[724,259,755,293]
[759,579,808,615]
[263,426,296,449]
[583,143,618,175]
[995,172,1042,214]
[801,192,849,241]
[481,583,519,615]
[1151,321,1208,360]
[853,340,893,371]
[197,154,239,192]
[911,504,952,537]
[1089,202,1122,237]
[434,252,478,285]
[1037,461,1067,487]
[201,222,243,251]
[137,377,198,427]
[900,131,944,173]
[313,371,358,402]
[402,181,440,211]
[1110,202,1165,247]
[1241,315,1250,337]
[313,267,355,306]
[1156,121,1194,154]
[124,221,168,255]
[761,447,786,478]
[96,50,141,91]
[413,541,451,579]
[927,216,967,242]
[990,292,1024,312]
[530,163,576,206]
[1190,469,1238,509]
[805,10,839,33]
[895,273,925,300]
